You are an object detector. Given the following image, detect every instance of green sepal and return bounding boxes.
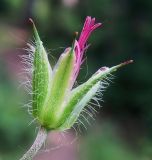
[31,20,52,118]
[59,61,133,130]
[39,48,76,129]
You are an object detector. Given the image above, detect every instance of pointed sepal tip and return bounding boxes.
[29,18,41,43]
[110,60,133,72]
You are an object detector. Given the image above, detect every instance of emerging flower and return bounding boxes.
[20,16,133,160]
[22,17,133,131]
[73,16,102,83]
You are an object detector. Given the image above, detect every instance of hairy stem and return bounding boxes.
[20,127,47,160]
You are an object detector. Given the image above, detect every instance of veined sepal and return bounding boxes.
[58,60,133,130]
[39,47,76,129]
[30,19,53,119]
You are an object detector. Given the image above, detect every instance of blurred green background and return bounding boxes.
[0,0,152,159]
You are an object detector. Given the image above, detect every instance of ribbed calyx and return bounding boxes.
[29,18,133,131]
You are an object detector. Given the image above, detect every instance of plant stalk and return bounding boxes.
[20,127,47,160]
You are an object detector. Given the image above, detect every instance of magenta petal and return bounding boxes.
[73,16,102,82]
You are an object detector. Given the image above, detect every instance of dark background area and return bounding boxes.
[0,0,152,159]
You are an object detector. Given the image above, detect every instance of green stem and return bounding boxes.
[20,127,47,160]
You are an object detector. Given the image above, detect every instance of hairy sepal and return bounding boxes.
[58,63,126,130]
[32,23,52,118]
[39,48,76,129]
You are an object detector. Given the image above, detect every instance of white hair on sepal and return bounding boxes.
[28,118,38,127]
[17,41,36,118]
[19,43,35,93]
[74,73,115,132]
[19,39,53,121]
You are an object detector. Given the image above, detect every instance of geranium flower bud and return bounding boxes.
[27,17,133,131]
[20,17,133,160]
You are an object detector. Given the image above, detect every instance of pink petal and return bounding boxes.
[73,16,102,83]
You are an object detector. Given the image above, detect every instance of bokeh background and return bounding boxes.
[0,0,152,160]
